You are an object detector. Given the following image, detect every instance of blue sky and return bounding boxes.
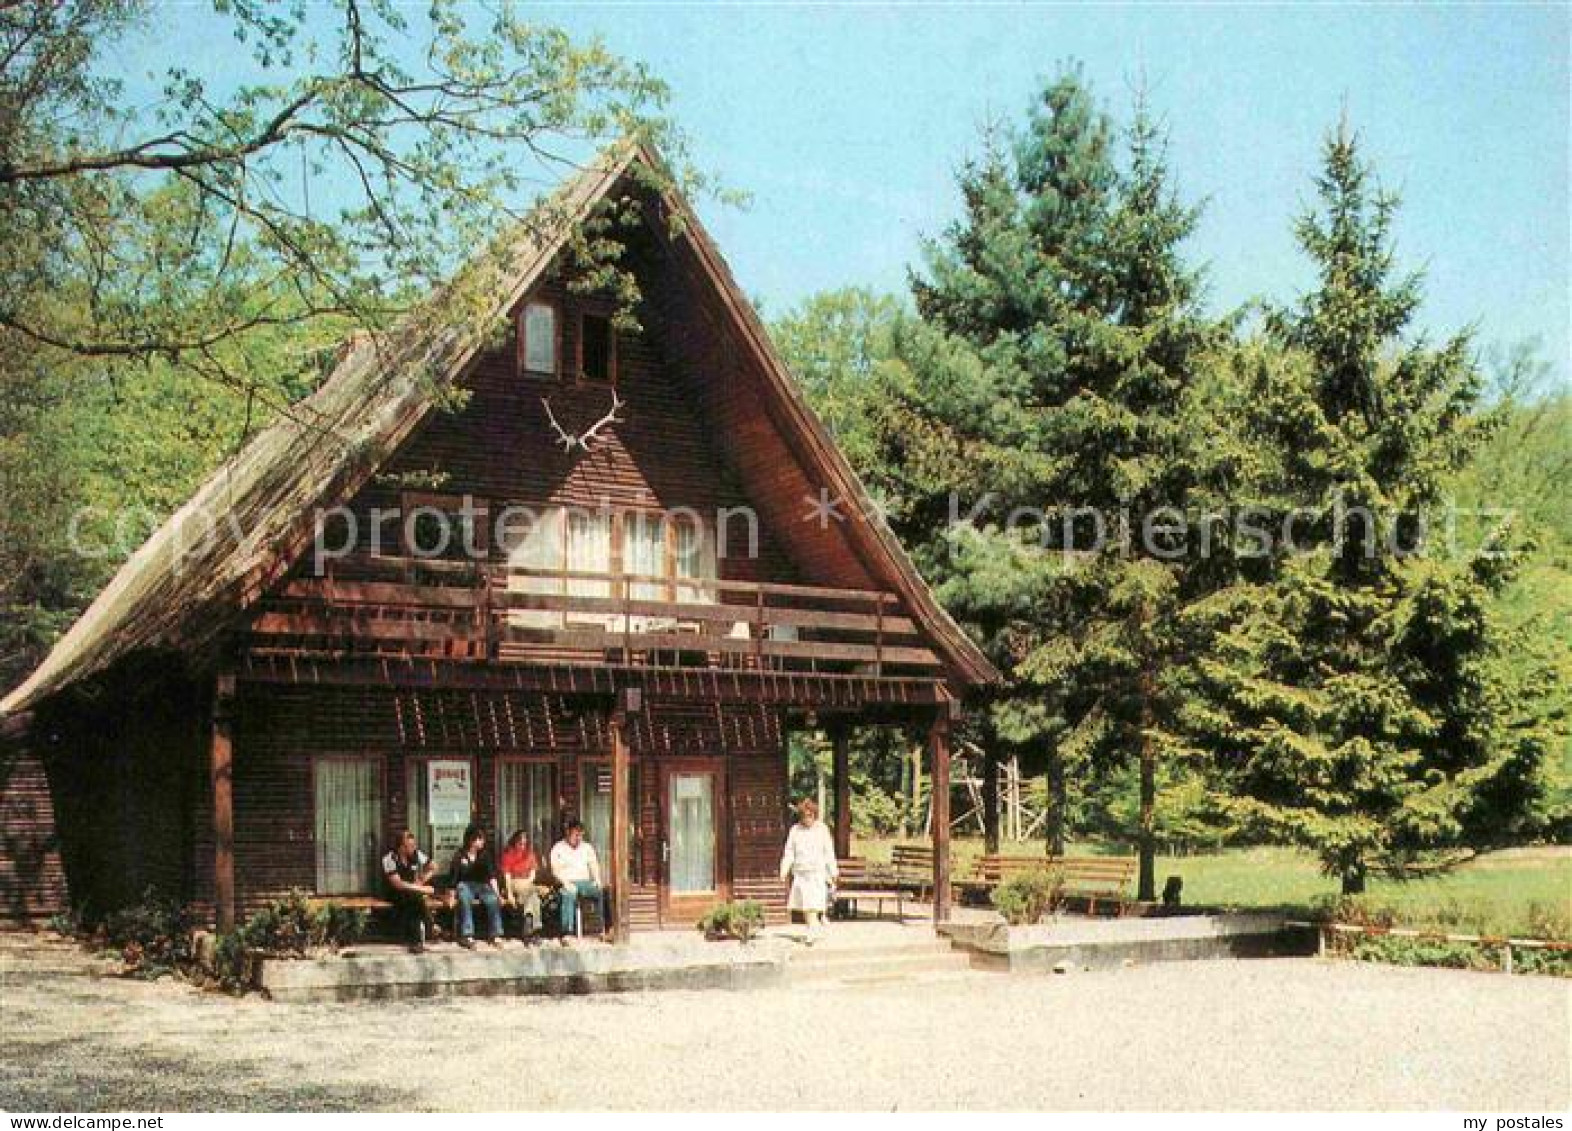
[125,2,1569,382]
[537,2,1569,381]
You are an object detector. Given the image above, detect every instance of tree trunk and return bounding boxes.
[1138,725,1156,902]
[1136,597,1158,904]
[1047,748,1066,857]
[982,746,1000,853]
[1341,863,1366,896]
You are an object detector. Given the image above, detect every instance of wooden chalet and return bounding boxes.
[0,143,997,937]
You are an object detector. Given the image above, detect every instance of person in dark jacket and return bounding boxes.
[449,824,504,949]
[382,830,439,953]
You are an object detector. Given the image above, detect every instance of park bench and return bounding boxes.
[1056,856,1137,916]
[951,854,1049,905]
[954,854,1138,916]
[890,844,935,900]
[831,857,909,921]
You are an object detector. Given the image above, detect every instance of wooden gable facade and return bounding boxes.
[0,144,996,934]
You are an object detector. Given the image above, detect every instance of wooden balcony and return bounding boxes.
[245,555,945,679]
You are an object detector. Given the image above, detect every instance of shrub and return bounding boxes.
[1344,933,1502,972]
[1310,893,1397,929]
[1512,946,1572,978]
[45,905,85,939]
[211,890,367,990]
[696,900,766,942]
[101,887,196,979]
[236,890,367,956]
[992,868,1063,926]
[1525,901,1570,943]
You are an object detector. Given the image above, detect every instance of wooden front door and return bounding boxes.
[659,760,726,923]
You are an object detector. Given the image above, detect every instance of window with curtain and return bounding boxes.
[566,509,612,627]
[521,302,557,375]
[578,761,612,856]
[314,758,382,894]
[405,760,432,857]
[624,511,668,632]
[497,761,557,858]
[404,758,475,861]
[624,512,666,598]
[506,506,565,630]
[673,515,718,604]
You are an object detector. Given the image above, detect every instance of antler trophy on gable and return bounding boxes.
[541,389,625,454]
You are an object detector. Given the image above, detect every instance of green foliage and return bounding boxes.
[822,68,1227,885]
[1183,124,1562,891]
[1314,893,1572,978]
[99,886,196,979]
[1084,761,1241,853]
[695,900,765,942]
[991,868,1064,925]
[1342,933,1510,972]
[211,890,367,990]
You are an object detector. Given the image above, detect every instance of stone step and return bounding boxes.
[785,949,974,984]
[779,937,956,964]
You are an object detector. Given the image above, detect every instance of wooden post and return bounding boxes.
[609,687,638,944]
[929,709,953,926]
[830,724,851,859]
[1137,656,1157,903]
[981,745,1000,854]
[211,674,237,934]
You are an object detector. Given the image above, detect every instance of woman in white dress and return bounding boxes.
[779,798,838,945]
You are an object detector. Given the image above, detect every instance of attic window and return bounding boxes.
[520,301,557,376]
[579,312,615,382]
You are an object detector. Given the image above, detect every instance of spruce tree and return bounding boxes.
[1185,124,1556,892]
[868,70,1220,893]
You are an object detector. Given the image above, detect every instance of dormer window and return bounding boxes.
[579,312,615,382]
[520,301,557,376]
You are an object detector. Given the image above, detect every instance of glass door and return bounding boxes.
[667,771,717,894]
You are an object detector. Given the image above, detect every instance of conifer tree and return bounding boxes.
[1184,124,1557,892]
[867,70,1220,892]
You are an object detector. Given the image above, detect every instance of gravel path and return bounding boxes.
[1,934,1566,1111]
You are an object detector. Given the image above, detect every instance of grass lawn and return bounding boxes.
[852,836,1571,937]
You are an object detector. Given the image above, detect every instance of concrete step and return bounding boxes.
[784,937,956,965]
[785,949,974,984]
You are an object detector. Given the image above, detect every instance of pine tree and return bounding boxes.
[1185,123,1557,892]
[867,70,1221,891]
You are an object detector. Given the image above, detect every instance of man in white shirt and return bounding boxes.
[549,819,610,943]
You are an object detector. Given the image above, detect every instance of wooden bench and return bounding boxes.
[832,857,909,921]
[890,844,934,900]
[952,854,1051,905]
[955,854,1138,916]
[1057,856,1136,916]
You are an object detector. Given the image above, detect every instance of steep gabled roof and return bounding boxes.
[1,142,996,716]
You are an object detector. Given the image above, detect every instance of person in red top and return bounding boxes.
[499,829,542,942]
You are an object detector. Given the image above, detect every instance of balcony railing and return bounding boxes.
[246,554,944,677]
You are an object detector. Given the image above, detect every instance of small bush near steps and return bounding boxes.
[97,886,198,979]
[992,869,1065,926]
[696,900,766,942]
[212,890,368,989]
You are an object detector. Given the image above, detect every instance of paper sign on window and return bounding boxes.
[427,760,472,827]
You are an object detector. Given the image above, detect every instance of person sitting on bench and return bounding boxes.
[448,824,505,950]
[382,830,438,954]
[549,819,609,944]
[499,829,542,942]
